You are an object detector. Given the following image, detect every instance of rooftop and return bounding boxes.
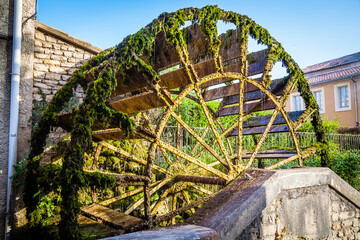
[303,52,360,74]
[306,66,360,85]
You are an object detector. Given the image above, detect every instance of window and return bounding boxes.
[311,88,325,113]
[334,83,351,111]
[290,92,304,111]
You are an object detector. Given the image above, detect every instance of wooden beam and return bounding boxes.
[216,100,276,117]
[109,89,173,114]
[227,125,290,137]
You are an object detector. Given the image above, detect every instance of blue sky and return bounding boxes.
[37,0,360,69]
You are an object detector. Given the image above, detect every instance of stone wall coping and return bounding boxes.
[101,168,360,240]
[35,21,102,54]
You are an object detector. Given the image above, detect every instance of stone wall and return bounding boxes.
[31,22,101,141]
[33,21,102,102]
[240,185,360,239]
[0,0,13,237]
[0,0,36,239]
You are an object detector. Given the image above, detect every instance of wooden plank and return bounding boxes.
[58,111,119,132]
[227,125,289,137]
[203,75,284,102]
[200,49,267,89]
[217,100,276,117]
[202,79,261,102]
[109,90,173,114]
[92,126,156,141]
[223,81,285,106]
[81,204,143,230]
[241,150,296,159]
[242,111,304,129]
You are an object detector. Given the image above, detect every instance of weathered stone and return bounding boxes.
[34,82,51,89]
[73,52,84,59]
[35,31,45,41]
[45,72,61,81]
[53,44,60,50]
[34,46,44,53]
[68,68,77,75]
[33,70,45,78]
[45,35,56,43]
[61,62,74,68]
[35,53,50,59]
[34,64,48,72]
[342,219,353,228]
[63,51,72,57]
[43,59,60,65]
[260,225,276,237]
[340,211,356,220]
[62,75,71,81]
[42,42,52,48]
[332,222,341,230]
[50,55,62,60]
[332,201,341,212]
[49,66,65,73]
[61,45,69,51]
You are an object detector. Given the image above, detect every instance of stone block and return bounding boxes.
[34,53,50,59]
[35,31,45,41]
[63,51,73,57]
[45,35,56,43]
[50,55,62,61]
[331,213,339,222]
[67,68,77,75]
[67,57,76,63]
[44,48,51,54]
[33,58,43,64]
[61,62,74,68]
[62,75,71,81]
[73,52,84,59]
[84,53,91,59]
[34,82,51,89]
[45,72,61,81]
[68,46,75,51]
[260,224,276,237]
[332,222,341,230]
[332,201,340,212]
[34,64,48,72]
[33,71,45,78]
[61,45,69,51]
[53,50,63,55]
[53,44,60,50]
[49,66,65,74]
[42,42,52,48]
[34,46,44,53]
[44,59,60,66]
[342,219,353,228]
[340,211,356,220]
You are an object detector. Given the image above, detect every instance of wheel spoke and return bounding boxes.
[101,141,172,176]
[170,112,230,169]
[157,139,231,181]
[125,178,171,215]
[246,108,280,169]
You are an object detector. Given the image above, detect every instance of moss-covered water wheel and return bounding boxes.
[24,6,329,239]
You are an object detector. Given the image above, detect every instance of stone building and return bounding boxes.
[0,1,101,238]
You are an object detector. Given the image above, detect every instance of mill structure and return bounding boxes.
[24,6,328,239]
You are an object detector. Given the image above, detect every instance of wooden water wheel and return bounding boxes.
[25,6,327,238]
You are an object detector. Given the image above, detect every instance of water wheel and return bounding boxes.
[25,6,327,238]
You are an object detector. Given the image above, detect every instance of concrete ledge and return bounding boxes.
[35,21,102,54]
[102,168,360,240]
[103,224,219,240]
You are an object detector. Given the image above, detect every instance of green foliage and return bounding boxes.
[298,117,340,134]
[329,150,360,191]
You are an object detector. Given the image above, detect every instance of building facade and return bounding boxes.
[287,52,360,127]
